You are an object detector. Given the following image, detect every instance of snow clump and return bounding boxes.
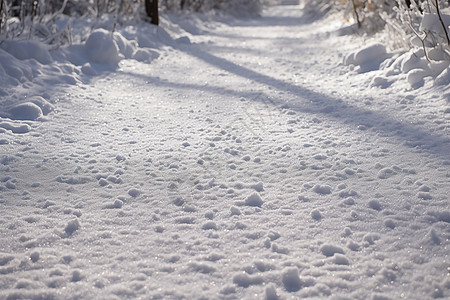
[64,219,81,236]
[245,192,264,207]
[85,29,121,65]
[281,267,302,292]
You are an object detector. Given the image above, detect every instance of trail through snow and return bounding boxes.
[1,4,449,300]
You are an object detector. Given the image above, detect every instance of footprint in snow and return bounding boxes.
[311,209,322,221]
[368,199,382,211]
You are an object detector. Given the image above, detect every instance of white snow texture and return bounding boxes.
[0,3,449,300]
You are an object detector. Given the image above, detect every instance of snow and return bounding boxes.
[85,29,122,65]
[281,267,302,292]
[8,102,43,121]
[420,12,450,38]
[0,3,449,300]
[244,192,264,207]
[1,40,53,64]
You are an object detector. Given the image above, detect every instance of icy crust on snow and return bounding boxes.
[0,4,449,300]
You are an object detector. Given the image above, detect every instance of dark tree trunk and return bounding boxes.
[404,0,423,13]
[145,0,158,26]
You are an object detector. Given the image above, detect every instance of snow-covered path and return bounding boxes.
[1,5,449,299]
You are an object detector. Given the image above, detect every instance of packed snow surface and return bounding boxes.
[0,4,449,300]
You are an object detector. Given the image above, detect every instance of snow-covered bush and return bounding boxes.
[0,0,72,46]
[332,0,450,88]
[304,1,450,70]
[302,0,450,48]
[0,0,262,43]
[389,1,450,54]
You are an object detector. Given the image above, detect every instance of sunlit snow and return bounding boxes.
[0,2,449,300]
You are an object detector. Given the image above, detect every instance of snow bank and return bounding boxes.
[1,40,53,64]
[346,42,450,89]
[5,96,54,121]
[342,11,450,90]
[0,23,164,121]
[344,43,390,73]
[8,102,43,121]
[353,43,388,65]
[0,50,34,87]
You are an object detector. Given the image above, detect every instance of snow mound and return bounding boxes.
[435,67,450,86]
[0,50,34,86]
[133,49,159,63]
[9,102,43,120]
[0,122,31,133]
[353,43,387,65]
[83,29,160,66]
[348,42,450,89]
[113,32,138,59]
[85,29,121,65]
[1,40,53,64]
[28,96,54,115]
[345,43,389,73]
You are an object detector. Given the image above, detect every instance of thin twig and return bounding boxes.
[409,23,431,62]
[352,0,361,28]
[49,0,68,22]
[434,0,450,45]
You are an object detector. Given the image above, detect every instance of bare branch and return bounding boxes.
[434,0,450,46]
[352,0,361,28]
[409,23,431,62]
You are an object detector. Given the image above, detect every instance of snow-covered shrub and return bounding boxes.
[304,1,450,60]
[303,0,449,48]
[338,0,450,88]
[0,0,262,43]
[346,0,395,33]
[0,0,72,46]
[390,0,450,53]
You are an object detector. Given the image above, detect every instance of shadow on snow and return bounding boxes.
[165,41,450,160]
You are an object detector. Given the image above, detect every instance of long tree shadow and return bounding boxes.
[116,70,266,101]
[171,41,449,160]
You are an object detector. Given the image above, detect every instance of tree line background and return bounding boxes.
[0,0,262,40]
[307,0,449,55]
[0,0,449,58]
[0,0,262,24]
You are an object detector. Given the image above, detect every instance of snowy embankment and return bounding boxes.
[1,4,449,300]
